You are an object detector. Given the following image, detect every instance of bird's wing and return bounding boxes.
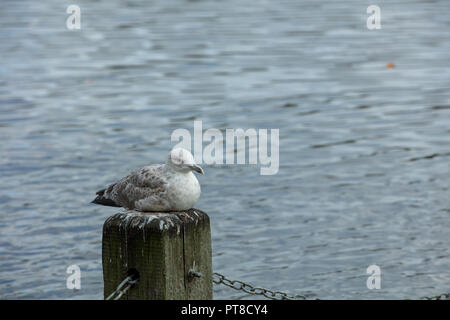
[104,165,169,209]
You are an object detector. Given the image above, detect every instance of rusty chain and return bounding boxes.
[420,293,450,300]
[213,272,450,300]
[104,271,449,300]
[212,272,309,300]
[105,276,139,300]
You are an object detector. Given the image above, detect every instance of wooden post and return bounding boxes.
[102,209,212,300]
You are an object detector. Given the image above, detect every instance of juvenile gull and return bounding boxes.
[91,148,203,212]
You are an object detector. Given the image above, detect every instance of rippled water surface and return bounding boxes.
[1,0,449,299]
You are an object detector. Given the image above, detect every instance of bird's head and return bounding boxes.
[167,148,204,174]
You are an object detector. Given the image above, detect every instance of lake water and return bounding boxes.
[0,0,449,299]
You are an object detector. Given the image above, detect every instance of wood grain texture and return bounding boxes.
[102,209,212,300]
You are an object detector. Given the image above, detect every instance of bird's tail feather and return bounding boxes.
[91,189,120,207]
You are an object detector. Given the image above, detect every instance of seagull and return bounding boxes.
[91,148,203,212]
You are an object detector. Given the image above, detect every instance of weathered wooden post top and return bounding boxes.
[102,209,212,300]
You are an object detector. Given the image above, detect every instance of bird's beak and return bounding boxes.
[189,164,204,174]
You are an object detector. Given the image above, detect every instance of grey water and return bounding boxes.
[0,0,449,299]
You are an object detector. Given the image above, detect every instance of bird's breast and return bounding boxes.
[167,172,201,210]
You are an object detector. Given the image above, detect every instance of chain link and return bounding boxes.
[213,272,308,300]
[105,276,139,300]
[213,272,450,300]
[105,271,448,300]
[420,293,450,300]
